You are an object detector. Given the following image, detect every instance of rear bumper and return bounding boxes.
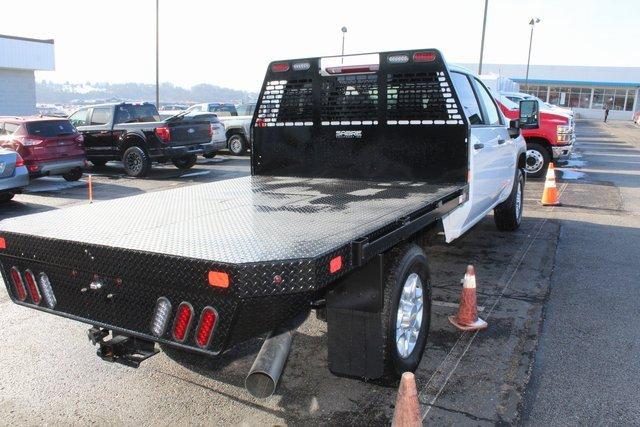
[152,142,217,159]
[29,157,86,178]
[0,233,349,356]
[0,166,29,192]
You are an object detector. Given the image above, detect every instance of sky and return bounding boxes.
[3,0,639,93]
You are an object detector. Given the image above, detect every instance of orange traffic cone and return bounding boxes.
[448,265,488,331]
[391,372,421,427]
[541,163,560,206]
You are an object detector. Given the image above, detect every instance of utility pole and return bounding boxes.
[341,27,347,64]
[155,0,160,108]
[478,0,489,75]
[525,18,540,92]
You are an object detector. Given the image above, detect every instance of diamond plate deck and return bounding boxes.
[0,176,463,264]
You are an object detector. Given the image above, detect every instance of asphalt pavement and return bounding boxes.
[522,120,640,425]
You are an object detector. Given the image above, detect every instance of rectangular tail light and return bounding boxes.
[24,270,41,305]
[172,302,193,342]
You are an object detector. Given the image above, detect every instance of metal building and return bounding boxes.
[460,63,640,121]
[0,34,55,116]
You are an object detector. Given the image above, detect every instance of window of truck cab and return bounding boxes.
[69,109,89,127]
[472,78,503,126]
[450,72,484,126]
[90,107,113,126]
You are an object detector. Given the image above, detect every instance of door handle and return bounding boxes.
[474,143,484,150]
[497,138,506,145]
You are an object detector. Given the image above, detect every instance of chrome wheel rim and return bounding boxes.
[396,273,424,359]
[526,149,544,174]
[515,179,523,223]
[230,137,242,154]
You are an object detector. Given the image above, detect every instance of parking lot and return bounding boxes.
[1,120,637,424]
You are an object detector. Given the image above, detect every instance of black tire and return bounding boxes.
[62,168,83,182]
[203,152,217,159]
[172,154,198,170]
[494,168,525,231]
[525,141,550,178]
[0,192,15,203]
[90,160,107,167]
[380,243,432,382]
[122,146,152,177]
[228,134,247,156]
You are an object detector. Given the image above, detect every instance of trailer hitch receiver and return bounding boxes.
[87,326,159,368]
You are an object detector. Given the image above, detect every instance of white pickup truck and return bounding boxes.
[0,49,538,397]
[185,102,255,155]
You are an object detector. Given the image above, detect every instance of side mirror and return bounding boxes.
[508,119,520,138]
[519,100,539,129]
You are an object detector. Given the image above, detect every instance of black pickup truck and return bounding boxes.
[68,103,213,177]
[0,48,530,398]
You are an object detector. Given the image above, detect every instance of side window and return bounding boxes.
[69,109,89,127]
[474,79,501,125]
[450,72,483,125]
[90,107,113,125]
[4,123,19,134]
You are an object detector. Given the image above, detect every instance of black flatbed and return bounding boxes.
[0,176,464,264]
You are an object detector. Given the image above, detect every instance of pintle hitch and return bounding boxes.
[87,326,159,368]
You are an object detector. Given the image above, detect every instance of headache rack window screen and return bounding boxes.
[387,71,463,125]
[320,75,379,125]
[257,79,314,126]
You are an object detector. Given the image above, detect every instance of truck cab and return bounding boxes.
[495,95,574,177]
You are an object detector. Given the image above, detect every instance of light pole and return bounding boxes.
[155,0,160,109]
[478,0,489,75]
[341,27,347,63]
[524,18,540,92]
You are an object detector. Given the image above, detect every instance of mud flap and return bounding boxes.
[326,254,386,379]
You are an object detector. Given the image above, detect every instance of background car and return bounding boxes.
[0,147,29,203]
[502,91,574,118]
[0,117,86,182]
[177,112,227,158]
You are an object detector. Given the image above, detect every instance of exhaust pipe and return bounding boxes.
[245,312,307,398]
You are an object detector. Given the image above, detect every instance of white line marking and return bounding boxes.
[420,183,568,421]
[181,171,211,178]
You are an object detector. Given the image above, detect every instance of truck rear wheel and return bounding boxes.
[172,154,197,170]
[62,168,83,182]
[123,146,151,177]
[380,244,431,381]
[228,134,247,156]
[203,152,217,159]
[525,142,550,178]
[494,168,524,231]
[0,192,15,203]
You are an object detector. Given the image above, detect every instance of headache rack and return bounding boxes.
[251,48,469,183]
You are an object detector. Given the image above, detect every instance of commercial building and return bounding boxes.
[0,34,55,116]
[459,63,640,121]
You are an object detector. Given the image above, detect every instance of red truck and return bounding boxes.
[495,96,574,177]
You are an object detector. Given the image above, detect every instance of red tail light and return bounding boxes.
[172,302,193,342]
[329,256,343,274]
[10,267,27,301]
[256,118,266,128]
[195,307,218,348]
[14,155,24,168]
[413,52,437,62]
[0,237,5,249]
[27,164,39,172]
[23,270,41,305]
[271,62,290,72]
[155,126,171,143]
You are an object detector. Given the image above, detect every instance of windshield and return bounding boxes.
[498,95,519,110]
[26,120,76,137]
[114,104,161,124]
